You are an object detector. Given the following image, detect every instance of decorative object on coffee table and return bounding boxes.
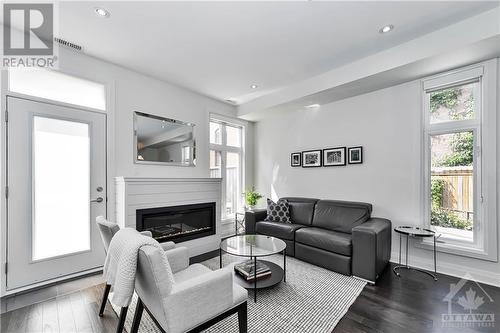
[348,146,363,164]
[323,147,346,166]
[291,152,301,167]
[220,235,287,303]
[393,226,439,281]
[234,260,272,281]
[302,149,322,167]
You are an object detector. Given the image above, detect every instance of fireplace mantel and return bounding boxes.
[115,177,222,256]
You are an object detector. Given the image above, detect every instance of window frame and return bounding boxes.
[209,116,245,221]
[419,61,497,261]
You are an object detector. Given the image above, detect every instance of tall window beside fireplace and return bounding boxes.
[209,117,245,221]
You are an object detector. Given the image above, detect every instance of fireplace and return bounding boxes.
[136,202,216,243]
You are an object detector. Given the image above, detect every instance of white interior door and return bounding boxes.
[6,96,107,290]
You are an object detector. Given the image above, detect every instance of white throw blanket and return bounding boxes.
[103,228,165,307]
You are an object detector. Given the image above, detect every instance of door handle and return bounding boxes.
[90,197,104,203]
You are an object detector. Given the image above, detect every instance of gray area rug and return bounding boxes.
[111,254,366,333]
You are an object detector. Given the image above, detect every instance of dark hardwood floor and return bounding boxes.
[0,283,118,333]
[1,258,498,333]
[336,264,499,333]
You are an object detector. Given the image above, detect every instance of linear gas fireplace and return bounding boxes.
[136,202,216,244]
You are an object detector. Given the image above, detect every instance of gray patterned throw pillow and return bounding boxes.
[264,198,291,223]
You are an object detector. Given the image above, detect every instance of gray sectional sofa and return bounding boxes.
[245,197,391,284]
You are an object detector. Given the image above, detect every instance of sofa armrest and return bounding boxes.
[165,269,234,332]
[164,247,189,273]
[244,209,267,234]
[352,218,392,283]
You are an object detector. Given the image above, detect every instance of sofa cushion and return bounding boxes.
[264,198,291,223]
[312,200,372,233]
[295,243,351,275]
[281,197,319,225]
[255,221,304,241]
[295,227,352,256]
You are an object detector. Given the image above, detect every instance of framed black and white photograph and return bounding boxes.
[348,146,363,164]
[291,153,301,167]
[302,150,322,168]
[323,147,346,167]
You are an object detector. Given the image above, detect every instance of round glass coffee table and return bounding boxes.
[220,235,286,302]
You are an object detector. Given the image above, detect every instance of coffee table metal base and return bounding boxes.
[219,235,287,303]
[220,252,286,303]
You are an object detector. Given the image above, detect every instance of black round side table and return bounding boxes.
[393,226,439,281]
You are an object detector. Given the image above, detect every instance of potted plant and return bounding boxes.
[243,186,263,210]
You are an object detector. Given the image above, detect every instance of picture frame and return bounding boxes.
[348,146,363,164]
[323,147,346,166]
[291,152,301,167]
[302,150,322,168]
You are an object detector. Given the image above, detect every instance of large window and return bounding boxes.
[209,119,244,220]
[422,62,497,260]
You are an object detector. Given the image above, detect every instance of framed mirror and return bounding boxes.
[134,112,196,166]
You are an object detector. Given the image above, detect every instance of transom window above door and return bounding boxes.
[8,68,106,111]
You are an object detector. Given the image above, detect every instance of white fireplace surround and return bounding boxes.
[115,177,222,257]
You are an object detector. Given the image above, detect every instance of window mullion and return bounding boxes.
[222,123,227,147]
[428,120,480,135]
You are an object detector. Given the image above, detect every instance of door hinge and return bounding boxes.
[5,186,8,199]
[4,109,8,123]
[4,262,7,275]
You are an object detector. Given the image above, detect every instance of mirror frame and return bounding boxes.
[133,111,196,166]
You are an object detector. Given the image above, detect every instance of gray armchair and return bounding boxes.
[131,245,248,333]
[95,216,178,333]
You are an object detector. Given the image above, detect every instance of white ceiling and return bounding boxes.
[57,1,498,105]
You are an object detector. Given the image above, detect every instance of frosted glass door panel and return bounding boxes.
[33,116,90,261]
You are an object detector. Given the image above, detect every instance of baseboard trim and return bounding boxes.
[3,266,103,297]
[390,252,500,287]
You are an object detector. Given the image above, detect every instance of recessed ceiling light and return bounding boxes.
[305,104,320,109]
[94,7,110,18]
[250,84,258,89]
[379,25,394,34]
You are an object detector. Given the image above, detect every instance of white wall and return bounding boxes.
[253,60,500,286]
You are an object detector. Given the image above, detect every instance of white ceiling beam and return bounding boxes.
[237,7,500,120]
